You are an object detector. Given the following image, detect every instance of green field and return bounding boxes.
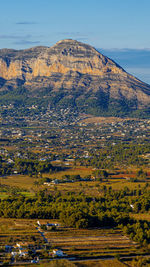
[0,218,146,267]
[0,166,149,198]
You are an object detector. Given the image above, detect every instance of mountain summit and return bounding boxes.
[0,39,150,116]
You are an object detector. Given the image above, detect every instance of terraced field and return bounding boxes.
[0,218,43,246]
[45,227,138,258]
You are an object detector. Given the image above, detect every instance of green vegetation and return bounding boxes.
[82,142,150,169]
[14,158,55,176]
[0,157,58,176]
[0,86,150,119]
[0,186,150,245]
[0,114,150,265]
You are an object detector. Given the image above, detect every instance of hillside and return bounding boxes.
[0,39,150,117]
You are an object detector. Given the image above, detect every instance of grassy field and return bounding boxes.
[131,213,150,222]
[0,218,45,246]
[0,192,9,199]
[0,218,149,266]
[25,259,128,267]
[74,259,127,267]
[0,218,139,257]
[80,116,138,124]
[5,258,150,267]
[44,226,138,259]
[0,174,38,190]
[0,218,142,266]
[0,166,149,197]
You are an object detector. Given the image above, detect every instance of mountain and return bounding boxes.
[0,39,150,117]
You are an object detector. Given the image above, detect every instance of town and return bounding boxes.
[0,110,150,266]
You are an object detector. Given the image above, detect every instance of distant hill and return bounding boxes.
[0,39,150,117]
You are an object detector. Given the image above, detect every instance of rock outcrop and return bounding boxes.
[0,39,150,111]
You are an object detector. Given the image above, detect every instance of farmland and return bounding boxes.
[0,117,150,266]
[0,218,145,266]
[0,165,149,198]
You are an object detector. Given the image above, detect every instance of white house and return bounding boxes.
[19,248,28,257]
[37,220,41,227]
[53,249,64,257]
[11,252,18,257]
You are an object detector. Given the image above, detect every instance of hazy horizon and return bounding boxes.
[99,48,150,85]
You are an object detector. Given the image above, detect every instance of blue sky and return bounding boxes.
[0,0,150,83]
[100,48,150,84]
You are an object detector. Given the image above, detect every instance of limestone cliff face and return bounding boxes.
[0,39,150,109]
[0,40,124,79]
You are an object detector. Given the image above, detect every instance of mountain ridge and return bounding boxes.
[0,39,150,117]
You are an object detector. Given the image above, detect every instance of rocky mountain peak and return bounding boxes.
[0,39,150,116]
